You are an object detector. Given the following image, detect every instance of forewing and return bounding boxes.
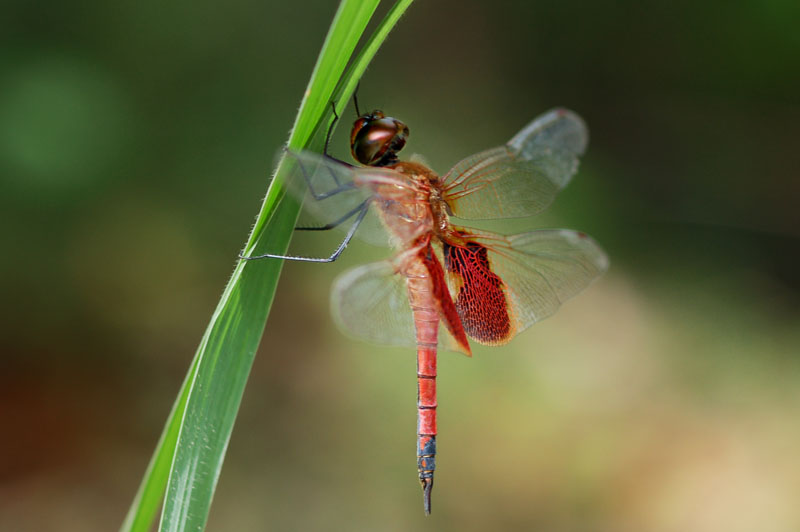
[331,261,464,353]
[282,150,397,247]
[441,108,588,220]
[443,229,607,345]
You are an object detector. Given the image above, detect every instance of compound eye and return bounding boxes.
[350,114,409,166]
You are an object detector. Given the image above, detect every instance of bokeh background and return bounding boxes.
[2,1,799,530]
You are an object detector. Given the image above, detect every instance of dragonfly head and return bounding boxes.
[350,110,409,167]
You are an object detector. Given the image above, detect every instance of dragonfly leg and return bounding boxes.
[353,81,362,116]
[294,200,369,231]
[323,84,362,158]
[321,101,356,170]
[239,202,367,262]
[284,149,355,201]
[323,101,340,158]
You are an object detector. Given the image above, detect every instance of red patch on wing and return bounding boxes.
[419,245,472,355]
[444,241,512,344]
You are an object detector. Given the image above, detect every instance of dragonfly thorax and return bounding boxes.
[366,160,440,249]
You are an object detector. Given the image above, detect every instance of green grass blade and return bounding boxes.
[120,1,416,531]
[246,1,381,246]
[334,0,415,125]
[157,3,379,530]
[119,354,199,532]
[303,0,415,153]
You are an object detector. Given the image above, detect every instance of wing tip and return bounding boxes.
[561,229,610,273]
[548,107,589,155]
[508,107,589,157]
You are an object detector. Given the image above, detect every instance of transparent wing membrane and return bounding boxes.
[441,108,588,220]
[331,261,464,353]
[277,108,603,353]
[282,150,395,247]
[443,228,607,345]
[507,108,588,183]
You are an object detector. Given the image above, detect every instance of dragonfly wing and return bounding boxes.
[331,261,464,353]
[283,149,401,247]
[442,229,607,345]
[441,108,588,220]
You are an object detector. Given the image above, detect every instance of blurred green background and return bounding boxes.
[2,0,799,530]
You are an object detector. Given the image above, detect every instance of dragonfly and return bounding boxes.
[242,103,608,514]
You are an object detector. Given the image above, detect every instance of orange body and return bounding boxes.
[364,160,478,510]
[279,107,608,515]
